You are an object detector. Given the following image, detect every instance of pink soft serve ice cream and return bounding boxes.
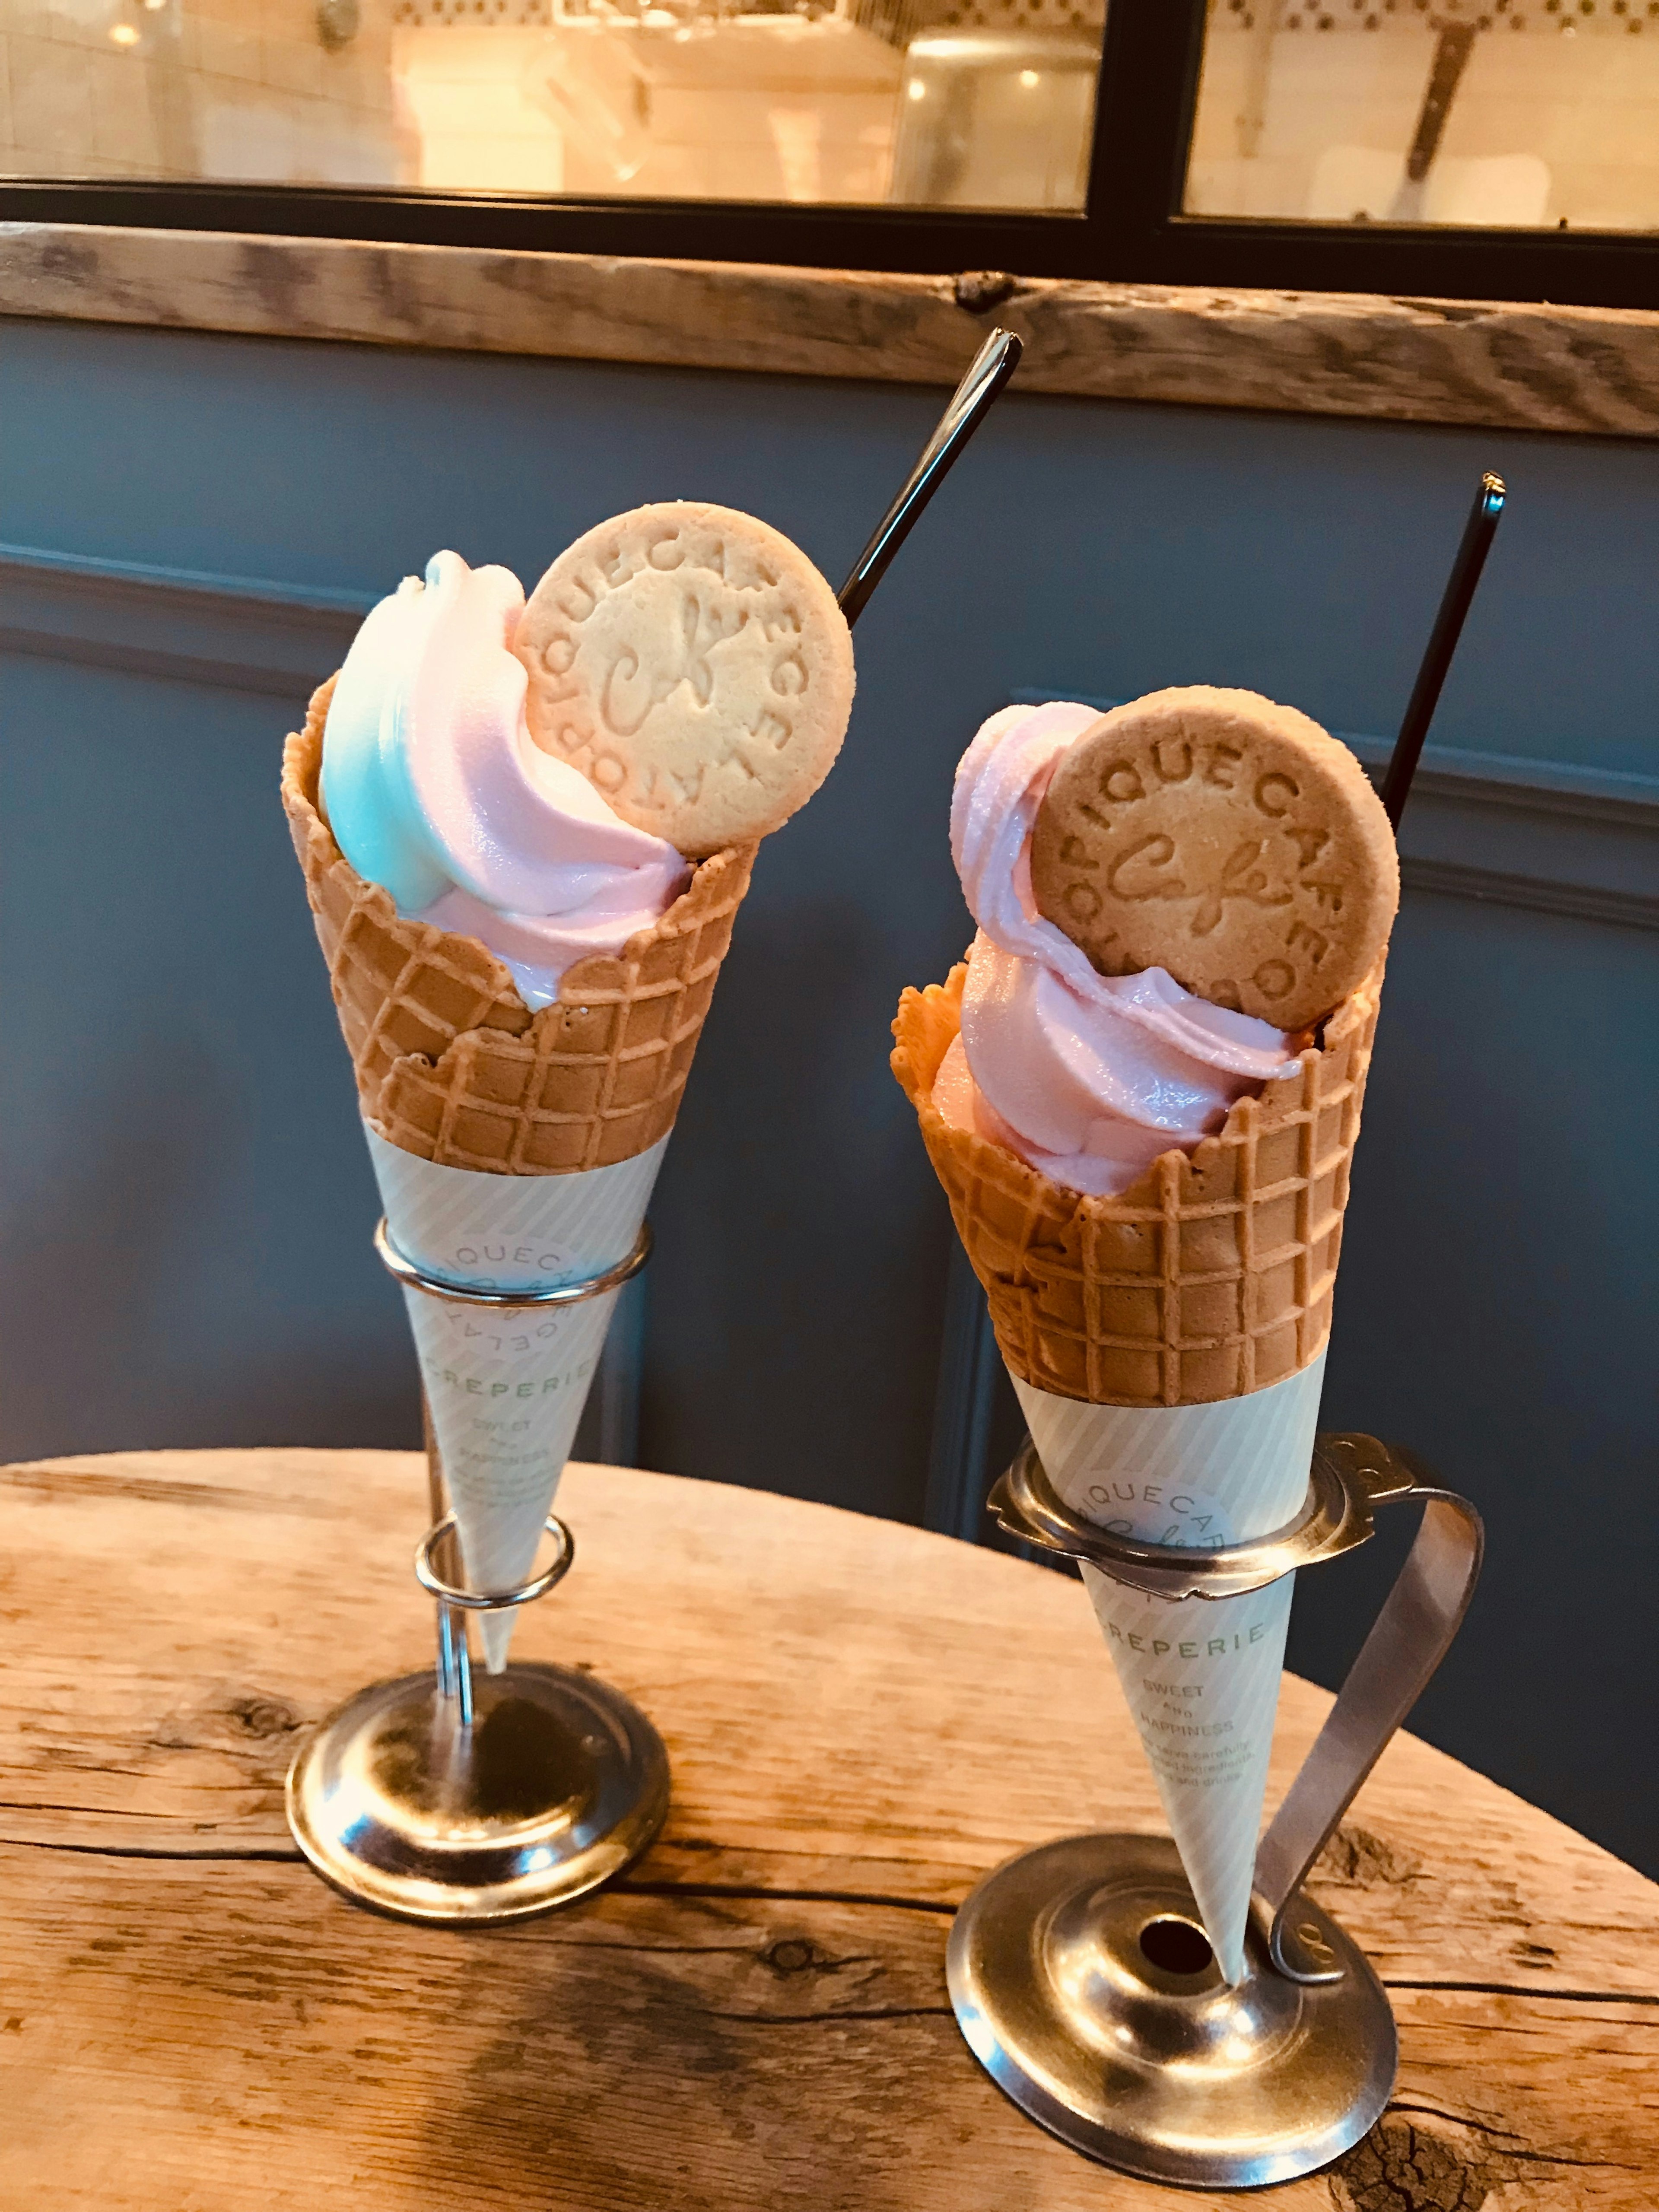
[321,550,688,1009]
[933,700,1300,1195]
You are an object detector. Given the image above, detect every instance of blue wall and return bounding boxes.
[3,314,1655,1873]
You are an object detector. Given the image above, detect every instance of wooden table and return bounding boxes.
[1,1449,1653,2209]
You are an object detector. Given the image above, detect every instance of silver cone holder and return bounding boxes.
[286,1221,669,1924]
[950,1431,1483,2189]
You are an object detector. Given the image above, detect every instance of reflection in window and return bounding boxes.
[1186,0,1659,232]
[0,0,1103,209]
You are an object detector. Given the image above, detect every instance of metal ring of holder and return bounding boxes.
[285,1226,670,1927]
[373,1215,652,1307]
[947,1430,1484,2189]
[416,1510,575,1612]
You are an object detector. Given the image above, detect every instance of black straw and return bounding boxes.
[837,327,1023,628]
[1379,471,1506,829]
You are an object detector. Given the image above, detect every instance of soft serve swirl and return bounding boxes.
[321,551,688,1010]
[934,700,1298,1196]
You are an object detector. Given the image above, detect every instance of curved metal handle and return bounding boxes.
[985,1425,1484,1988]
[1253,1439,1484,1982]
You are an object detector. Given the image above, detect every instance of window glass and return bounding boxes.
[1186,0,1659,232]
[0,0,1103,209]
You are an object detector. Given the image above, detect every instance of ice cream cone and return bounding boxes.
[893,959,1382,1979]
[285,673,753,1666]
[368,1129,667,1672]
[892,959,1381,1408]
[282,677,756,1174]
[1013,1357,1325,1984]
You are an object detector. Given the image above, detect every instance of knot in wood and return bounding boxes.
[762,1938,823,1977]
[40,239,99,281]
[1316,1825,1422,1888]
[224,1694,301,1740]
[1332,2119,1496,2212]
[954,271,1017,316]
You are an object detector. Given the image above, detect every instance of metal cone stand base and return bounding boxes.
[286,1511,670,1925]
[286,1223,669,1926]
[950,1831,1394,2189]
[950,1431,1483,2190]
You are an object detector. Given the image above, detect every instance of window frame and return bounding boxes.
[3,0,1655,307]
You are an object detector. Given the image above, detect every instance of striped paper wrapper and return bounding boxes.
[366,1124,668,1672]
[1012,1351,1326,1985]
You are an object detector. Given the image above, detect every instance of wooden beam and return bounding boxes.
[5,222,1659,437]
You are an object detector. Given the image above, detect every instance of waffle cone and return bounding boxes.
[283,677,756,1174]
[891,963,1382,1407]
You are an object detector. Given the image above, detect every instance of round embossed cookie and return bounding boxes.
[516,501,855,856]
[1030,687,1398,1029]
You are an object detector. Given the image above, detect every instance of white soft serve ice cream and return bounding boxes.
[934,701,1299,1196]
[321,550,688,1009]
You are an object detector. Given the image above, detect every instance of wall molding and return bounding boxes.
[925,1247,1011,1557]
[6,222,1659,438]
[1346,733,1659,936]
[1012,690,1659,935]
[0,541,372,697]
[4,546,1653,934]
[924,1236,1007,1543]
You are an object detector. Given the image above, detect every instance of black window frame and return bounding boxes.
[4,0,1656,307]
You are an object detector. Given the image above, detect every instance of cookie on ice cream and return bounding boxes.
[1030,686,1397,1029]
[516,501,855,857]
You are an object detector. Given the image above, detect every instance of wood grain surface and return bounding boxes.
[0,1446,1653,2209]
[5,222,1659,438]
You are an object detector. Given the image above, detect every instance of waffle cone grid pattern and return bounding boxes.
[282,677,756,1174]
[892,963,1382,1407]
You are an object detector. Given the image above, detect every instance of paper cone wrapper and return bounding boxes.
[1014,1352,1326,1985]
[369,1127,668,1672]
